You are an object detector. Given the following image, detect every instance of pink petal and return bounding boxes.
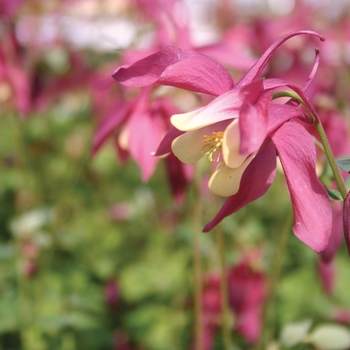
[164,153,193,205]
[113,46,234,96]
[263,78,319,123]
[343,191,350,256]
[321,110,350,159]
[196,41,256,72]
[91,101,132,156]
[267,103,309,135]
[113,137,129,163]
[302,48,320,92]
[321,201,343,262]
[271,120,332,253]
[153,126,184,156]
[127,104,165,182]
[203,141,276,232]
[170,90,241,131]
[237,30,325,86]
[235,306,262,343]
[218,78,302,157]
[317,259,335,296]
[239,92,272,155]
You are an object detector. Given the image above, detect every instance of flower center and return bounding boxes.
[201,131,224,162]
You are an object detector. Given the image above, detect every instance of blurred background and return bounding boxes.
[1,1,350,349]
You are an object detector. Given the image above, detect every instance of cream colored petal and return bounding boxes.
[208,155,254,197]
[222,119,247,168]
[171,130,205,164]
[171,123,227,164]
[171,89,241,131]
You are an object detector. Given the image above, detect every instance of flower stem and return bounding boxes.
[11,113,33,350]
[314,120,348,199]
[254,211,293,350]
[273,90,348,199]
[214,203,233,350]
[193,165,203,350]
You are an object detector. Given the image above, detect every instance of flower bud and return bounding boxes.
[104,279,120,309]
[343,191,350,255]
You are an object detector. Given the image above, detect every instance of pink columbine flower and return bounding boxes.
[227,258,266,343]
[0,28,31,116]
[200,253,266,346]
[113,31,332,253]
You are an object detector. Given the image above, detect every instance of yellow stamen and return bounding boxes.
[201,131,224,162]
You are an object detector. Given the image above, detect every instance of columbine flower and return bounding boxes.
[200,253,266,346]
[227,256,266,343]
[0,27,30,116]
[169,79,271,197]
[113,30,332,252]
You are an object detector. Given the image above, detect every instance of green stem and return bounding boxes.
[315,121,348,199]
[11,113,33,350]
[193,166,203,350]
[215,221,233,350]
[216,225,232,350]
[273,91,348,199]
[254,211,293,350]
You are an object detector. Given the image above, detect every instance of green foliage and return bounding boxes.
[336,158,350,173]
[0,110,194,349]
[1,105,350,350]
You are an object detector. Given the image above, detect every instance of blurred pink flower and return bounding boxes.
[114,31,332,252]
[91,84,193,203]
[317,258,335,296]
[0,11,93,117]
[92,87,166,182]
[0,0,23,18]
[104,279,120,309]
[334,309,350,324]
[0,28,31,116]
[200,274,221,350]
[93,0,256,203]
[321,201,343,262]
[200,255,266,346]
[113,330,132,350]
[22,259,38,278]
[314,110,350,260]
[109,203,134,221]
[90,0,198,202]
[227,259,266,343]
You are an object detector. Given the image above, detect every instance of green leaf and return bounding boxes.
[280,319,312,347]
[308,324,350,350]
[326,187,343,200]
[336,158,350,173]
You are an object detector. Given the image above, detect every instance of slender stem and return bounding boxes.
[11,113,32,350]
[273,91,348,199]
[314,121,348,199]
[193,165,203,350]
[215,219,233,350]
[254,211,293,350]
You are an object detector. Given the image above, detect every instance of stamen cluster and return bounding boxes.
[201,131,224,162]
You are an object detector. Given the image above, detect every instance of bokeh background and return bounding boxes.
[1,1,350,349]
